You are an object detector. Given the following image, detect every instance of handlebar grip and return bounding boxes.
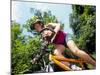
[40,28,55,34]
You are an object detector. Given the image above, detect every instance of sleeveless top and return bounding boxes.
[53,30,67,45]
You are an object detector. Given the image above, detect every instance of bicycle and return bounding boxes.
[31,28,94,73]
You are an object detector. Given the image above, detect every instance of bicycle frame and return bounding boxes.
[32,28,89,72]
[49,54,87,71]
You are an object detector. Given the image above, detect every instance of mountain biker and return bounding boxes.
[30,19,96,69]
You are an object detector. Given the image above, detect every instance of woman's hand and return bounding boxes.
[42,30,53,37]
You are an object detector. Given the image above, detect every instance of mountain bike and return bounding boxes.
[31,28,94,73]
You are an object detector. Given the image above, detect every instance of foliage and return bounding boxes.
[24,9,64,33]
[11,5,96,74]
[11,9,61,74]
[69,5,96,54]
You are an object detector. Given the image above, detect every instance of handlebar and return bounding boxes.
[40,28,56,42]
[40,28,55,34]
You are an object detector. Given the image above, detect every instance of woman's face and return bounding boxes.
[34,23,43,32]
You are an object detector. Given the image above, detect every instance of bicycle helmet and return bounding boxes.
[30,19,44,30]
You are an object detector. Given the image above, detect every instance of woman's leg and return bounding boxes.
[53,44,70,67]
[66,40,96,67]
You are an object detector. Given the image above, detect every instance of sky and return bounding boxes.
[12,1,73,35]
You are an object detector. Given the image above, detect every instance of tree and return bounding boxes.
[25,9,64,33]
[69,5,96,54]
[11,9,65,74]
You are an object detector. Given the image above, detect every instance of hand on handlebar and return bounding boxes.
[40,28,57,43]
[42,30,53,37]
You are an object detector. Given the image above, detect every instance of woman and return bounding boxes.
[30,19,96,69]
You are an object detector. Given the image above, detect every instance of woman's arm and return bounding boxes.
[47,23,61,33]
[42,23,60,42]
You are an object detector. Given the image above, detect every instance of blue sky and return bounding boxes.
[12,1,73,35]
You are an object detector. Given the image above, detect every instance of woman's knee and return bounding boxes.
[54,49,63,56]
[71,48,80,55]
[71,47,86,56]
[67,40,80,54]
